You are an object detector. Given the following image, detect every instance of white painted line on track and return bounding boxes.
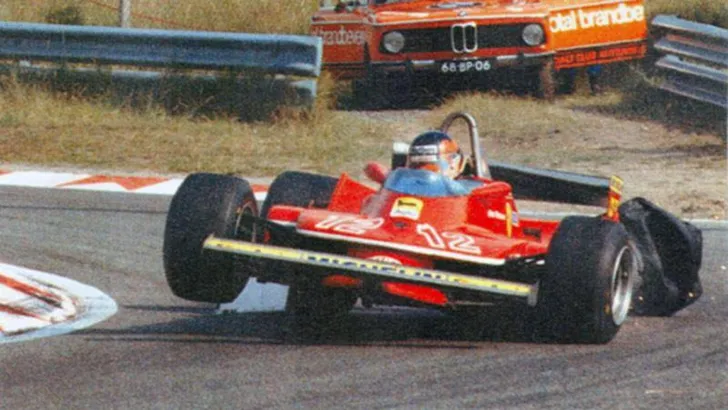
[60,182,140,193]
[133,179,185,195]
[0,169,269,198]
[0,263,118,344]
[0,171,93,187]
[0,311,49,334]
[0,281,75,325]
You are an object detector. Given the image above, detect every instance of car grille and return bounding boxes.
[381,24,531,54]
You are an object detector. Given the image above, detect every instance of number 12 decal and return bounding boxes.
[416,224,481,255]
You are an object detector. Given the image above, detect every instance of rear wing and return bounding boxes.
[488,161,611,207]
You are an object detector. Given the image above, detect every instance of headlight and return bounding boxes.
[522,24,544,46]
[382,31,405,54]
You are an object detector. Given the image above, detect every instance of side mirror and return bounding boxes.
[391,141,409,169]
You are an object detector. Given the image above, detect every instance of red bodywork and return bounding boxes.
[266,172,560,307]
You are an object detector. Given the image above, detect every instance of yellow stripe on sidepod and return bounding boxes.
[203,236,536,302]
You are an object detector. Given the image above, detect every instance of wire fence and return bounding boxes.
[81,0,199,30]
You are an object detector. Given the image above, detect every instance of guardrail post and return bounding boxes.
[119,0,132,28]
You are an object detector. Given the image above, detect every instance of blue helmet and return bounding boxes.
[407,131,464,178]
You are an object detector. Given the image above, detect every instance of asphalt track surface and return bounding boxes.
[1,186,726,409]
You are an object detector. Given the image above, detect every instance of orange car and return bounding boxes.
[310,0,647,100]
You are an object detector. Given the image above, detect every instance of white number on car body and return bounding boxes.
[416,224,482,255]
[442,232,481,254]
[315,215,385,235]
[416,224,447,249]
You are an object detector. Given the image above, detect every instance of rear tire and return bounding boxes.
[537,216,637,344]
[261,171,339,218]
[163,173,258,303]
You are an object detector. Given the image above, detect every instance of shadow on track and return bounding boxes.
[78,304,540,347]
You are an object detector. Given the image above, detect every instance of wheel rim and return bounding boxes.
[610,245,636,326]
[234,201,256,242]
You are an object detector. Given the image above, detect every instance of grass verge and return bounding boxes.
[0,74,395,177]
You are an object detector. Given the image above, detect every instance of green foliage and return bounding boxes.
[646,0,728,28]
[45,6,85,25]
[0,113,18,127]
[3,0,319,33]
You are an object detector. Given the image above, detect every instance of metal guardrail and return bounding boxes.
[0,21,322,76]
[0,21,322,109]
[652,15,728,109]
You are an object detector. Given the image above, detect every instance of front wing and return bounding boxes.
[203,235,538,306]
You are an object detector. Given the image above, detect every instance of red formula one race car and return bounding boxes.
[163,112,702,344]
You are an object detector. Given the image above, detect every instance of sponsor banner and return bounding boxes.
[311,23,368,75]
[554,43,647,69]
[606,176,624,221]
[549,2,647,51]
[311,25,366,46]
[390,197,424,220]
[549,3,645,34]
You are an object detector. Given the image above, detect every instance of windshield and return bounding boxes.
[383,168,472,197]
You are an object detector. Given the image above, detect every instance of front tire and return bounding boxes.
[537,216,637,344]
[163,173,258,303]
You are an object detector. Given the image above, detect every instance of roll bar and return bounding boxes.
[439,112,490,179]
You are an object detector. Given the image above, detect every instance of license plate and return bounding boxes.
[440,60,492,74]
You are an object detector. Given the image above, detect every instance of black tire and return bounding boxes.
[262,171,357,319]
[536,216,637,344]
[556,69,578,95]
[352,76,412,110]
[163,173,258,303]
[350,44,387,110]
[352,78,371,109]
